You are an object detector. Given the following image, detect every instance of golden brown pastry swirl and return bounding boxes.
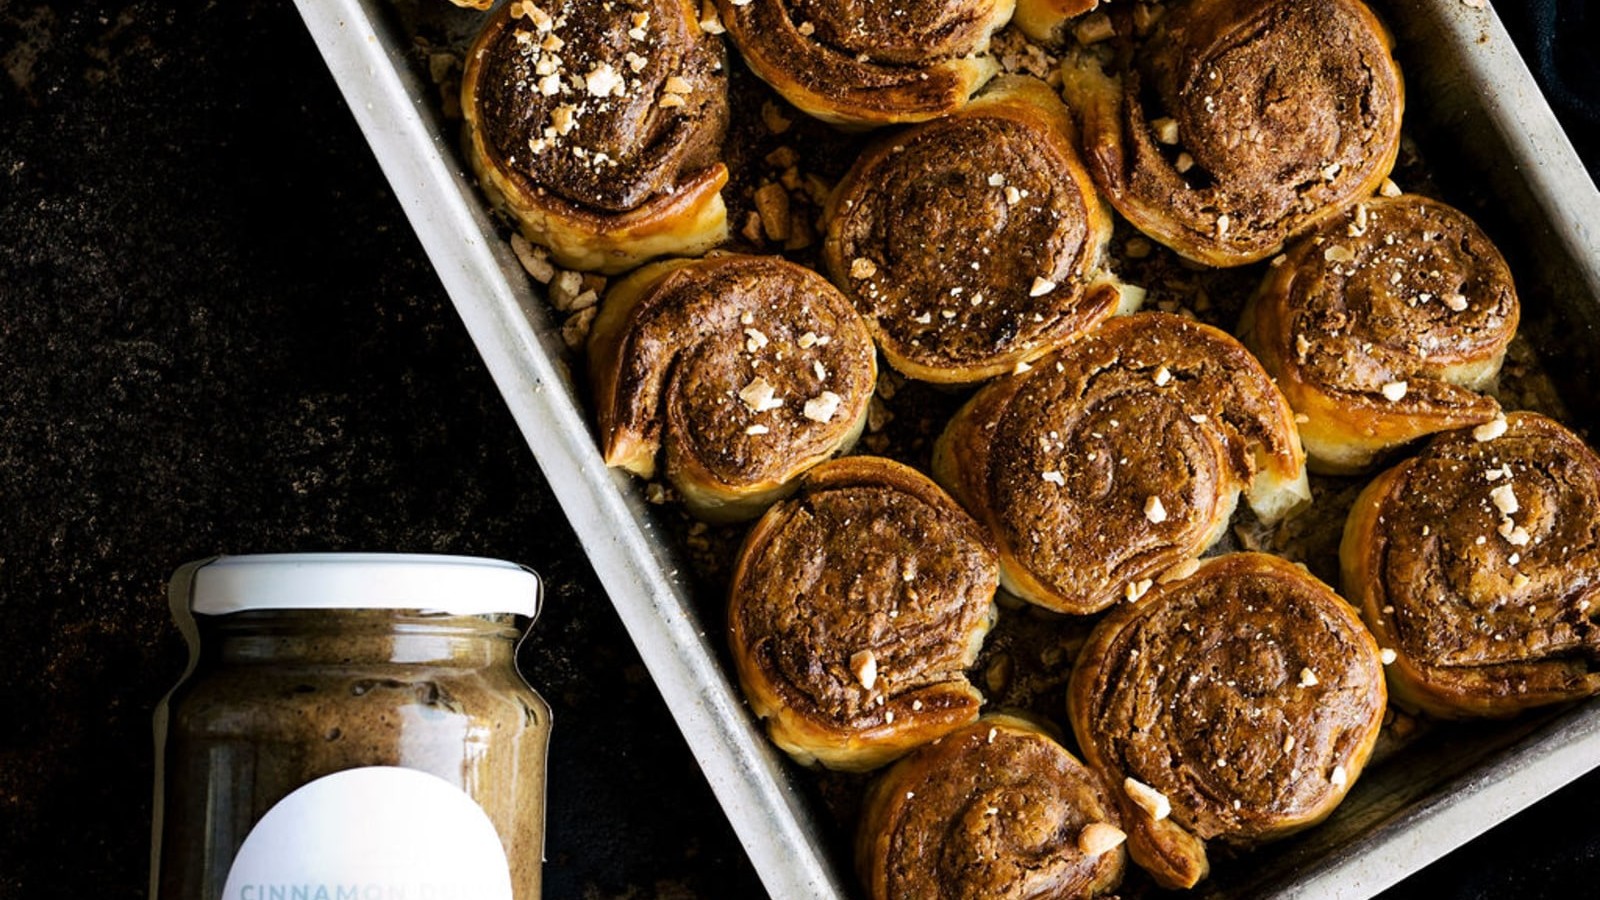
[823,75,1126,384]
[856,714,1125,900]
[1069,553,1387,890]
[934,312,1308,615]
[728,456,999,771]
[462,0,731,273]
[1341,412,1600,719]
[1242,194,1519,474]
[588,254,877,522]
[1061,0,1404,266]
[713,0,1014,128]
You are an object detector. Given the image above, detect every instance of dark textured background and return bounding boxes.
[1,1,1597,898]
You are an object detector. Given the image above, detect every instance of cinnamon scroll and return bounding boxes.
[1060,0,1404,266]
[1241,194,1520,474]
[1341,412,1600,719]
[728,456,1000,771]
[588,254,876,522]
[712,0,1014,128]
[1069,553,1387,890]
[462,0,731,273]
[933,312,1308,616]
[823,75,1129,384]
[857,714,1125,900]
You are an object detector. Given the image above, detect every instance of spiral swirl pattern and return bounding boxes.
[857,715,1125,900]
[462,0,731,272]
[823,76,1122,384]
[1061,0,1403,266]
[934,312,1307,615]
[728,457,999,771]
[588,255,876,521]
[1069,553,1386,889]
[714,0,1015,127]
[1243,194,1519,473]
[1341,412,1600,718]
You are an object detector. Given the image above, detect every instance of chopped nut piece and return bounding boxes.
[550,104,577,135]
[850,649,878,690]
[744,328,769,352]
[1175,152,1195,173]
[585,62,625,97]
[510,234,556,284]
[1445,293,1469,312]
[1380,178,1403,197]
[741,211,765,245]
[1380,648,1398,665]
[1151,117,1179,145]
[1005,185,1022,205]
[1124,578,1154,602]
[1330,765,1348,788]
[987,172,1006,187]
[1512,572,1532,590]
[850,257,878,280]
[1144,495,1168,524]
[1030,277,1057,297]
[798,331,819,349]
[1075,11,1115,45]
[1042,470,1066,486]
[1499,519,1531,546]
[698,0,726,34]
[664,75,693,95]
[761,100,793,134]
[1474,415,1507,442]
[1124,778,1171,821]
[765,146,798,169]
[803,391,843,423]
[1283,735,1296,753]
[739,377,784,412]
[1490,483,1520,516]
[560,306,596,348]
[745,424,769,436]
[1324,245,1356,263]
[1154,366,1172,387]
[1078,822,1127,857]
[658,93,686,108]
[754,183,791,241]
[549,269,585,309]
[1216,213,1231,237]
[1299,667,1320,688]
[1380,381,1408,402]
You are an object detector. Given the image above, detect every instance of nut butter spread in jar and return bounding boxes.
[150,553,552,900]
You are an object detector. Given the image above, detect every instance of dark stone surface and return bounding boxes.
[0,2,1596,899]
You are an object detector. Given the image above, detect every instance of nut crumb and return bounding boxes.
[1380,381,1408,402]
[1380,178,1403,197]
[1030,277,1057,297]
[1078,822,1127,857]
[803,391,842,423]
[1380,648,1397,665]
[1473,415,1507,442]
[850,257,878,279]
[1299,667,1319,688]
[510,234,556,284]
[1124,778,1171,821]
[850,649,878,690]
[1144,495,1168,524]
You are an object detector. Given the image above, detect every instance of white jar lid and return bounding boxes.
[185,553,541,617]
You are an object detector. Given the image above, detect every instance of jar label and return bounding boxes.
[221,766,513,900]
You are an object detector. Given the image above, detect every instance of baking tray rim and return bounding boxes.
[290,1,1600,897]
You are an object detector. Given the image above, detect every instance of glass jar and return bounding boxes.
[150,553,552,900]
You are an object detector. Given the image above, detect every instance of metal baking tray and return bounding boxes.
[292,0,1600,896]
